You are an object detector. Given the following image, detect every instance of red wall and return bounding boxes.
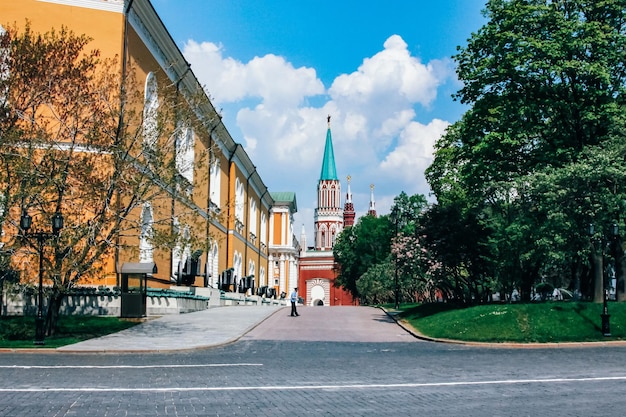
[298,254,358,306]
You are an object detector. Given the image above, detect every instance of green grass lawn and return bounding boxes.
[0,315,140,348]
[399,301,626,343]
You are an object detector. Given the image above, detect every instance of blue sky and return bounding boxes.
[151,0,487,244]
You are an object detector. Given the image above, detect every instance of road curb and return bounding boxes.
[380,307,626,349]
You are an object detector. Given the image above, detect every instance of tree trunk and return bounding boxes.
[572,260,582,300]
[45,292,65,336]
[520,264,539,302]
[592,252,604,303]
[617,257,626,301]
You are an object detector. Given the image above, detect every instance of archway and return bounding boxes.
[310,284,325,306]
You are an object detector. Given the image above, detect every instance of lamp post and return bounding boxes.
[20,209,64,345]
[588,222,617,337]
[391,207,399,309]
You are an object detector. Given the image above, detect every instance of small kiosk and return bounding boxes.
[120,262,156,318]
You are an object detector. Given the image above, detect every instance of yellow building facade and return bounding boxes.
[1,0,298,296]
[268,192,300,298]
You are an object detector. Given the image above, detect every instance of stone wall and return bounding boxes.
[1,287,286,316]
[2,291,209,316]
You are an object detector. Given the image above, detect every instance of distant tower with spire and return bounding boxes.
[367,184,377,217]
[343,175,356,227]
[300,224,307,253]
[298,115,355,307]
[314,115,343,250]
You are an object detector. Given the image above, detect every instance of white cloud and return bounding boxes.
[183,40,324,107]
[380,118,450,194]
[329,35,445,112]
[182,34,455,242]
[374,109,416,150]
[182,40,248,102]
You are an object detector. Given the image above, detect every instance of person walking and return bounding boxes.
[290,287,300,317]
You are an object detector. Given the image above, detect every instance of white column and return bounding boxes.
[279,255,286,295]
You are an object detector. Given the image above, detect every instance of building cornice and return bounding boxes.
[301,265,334,270]
[38,0,124,13]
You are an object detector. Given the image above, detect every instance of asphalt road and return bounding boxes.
[1,306,626,416]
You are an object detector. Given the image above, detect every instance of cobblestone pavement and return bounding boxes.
[1,306,626,416]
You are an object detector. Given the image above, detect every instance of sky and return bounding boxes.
[150,0,488,245]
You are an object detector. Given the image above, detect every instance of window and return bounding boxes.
[235,178,244,222]
[171,219,191,279]
[249,199,257,238]
[139,203,154,262]
[260,212,267,244]
[248,261,255,278]
[143,72,159,154]
[233,251,243,288]
[207,242,219,288]
[176,122,194,184]
[209,157,221,209]
[171,217,181,278]
[259,267,266,287]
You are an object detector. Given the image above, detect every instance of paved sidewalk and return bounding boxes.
[56,305,284,353]
[7,305,626,354]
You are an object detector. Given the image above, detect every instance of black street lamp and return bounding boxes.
[20,209,64,345]
[588,222,618,337]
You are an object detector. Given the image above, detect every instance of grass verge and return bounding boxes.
[0,315,140,348]
[398,301,626,343]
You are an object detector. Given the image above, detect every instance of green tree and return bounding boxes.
[0,23,217,333]
[389,192,434,303]
[333,192,429,303]
[333,214,392,299]
[525,136,626,301]
[356,260,394,305]
[427,0,626,302]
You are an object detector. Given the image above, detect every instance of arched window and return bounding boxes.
[209,157,221,208]
[260,212,267,244]
[207,242,219,288]
[233,251,243,289]
[171,219,192,280]
[320,227,327,249]
[171,217,181,279]
[139,203,154,262]
[143,72,159,153]
[259,267,266,287]
[176,122,194,184]
[248,261,255,289]
[235,178,244,222]
[249,199,257,237]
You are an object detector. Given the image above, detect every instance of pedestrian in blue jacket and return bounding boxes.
[290,288,300,317]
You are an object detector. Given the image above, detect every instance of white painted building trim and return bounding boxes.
[37,0,124,13]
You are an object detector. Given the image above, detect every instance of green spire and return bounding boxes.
[319,115,338,180]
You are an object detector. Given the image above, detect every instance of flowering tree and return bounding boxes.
[391,232,442,303]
